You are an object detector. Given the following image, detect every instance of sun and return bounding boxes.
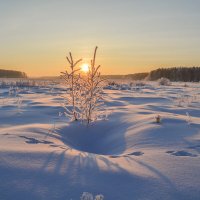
[81,64,89,73]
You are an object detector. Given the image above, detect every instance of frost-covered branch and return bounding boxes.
[60,52,82,121]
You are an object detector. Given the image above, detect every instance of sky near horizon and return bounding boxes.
[0,0,200,77]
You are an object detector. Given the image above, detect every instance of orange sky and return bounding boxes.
[0,1,200,77]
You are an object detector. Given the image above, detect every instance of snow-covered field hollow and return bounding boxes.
[0,80,200,200]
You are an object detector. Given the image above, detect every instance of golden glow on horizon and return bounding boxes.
[1,1,200,77]
[1,44,200,77]
[81,63,90,73]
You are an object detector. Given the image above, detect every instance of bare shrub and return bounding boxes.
[60,52,82,121]
[158,77,171,86]
[80,192,104,200]
[134,80,147,87]
[80,47,105,124]
[61,47,105,124]
[155,114,161,123]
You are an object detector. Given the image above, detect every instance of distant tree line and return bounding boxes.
[148,67,200,82]
[103,67,200,82]
[102,73,148,80]
[0,69,27,78]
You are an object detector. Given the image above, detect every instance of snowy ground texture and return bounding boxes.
[0,80,200,200]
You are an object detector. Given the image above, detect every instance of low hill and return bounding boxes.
[102,72,148,80]
[126,72,149,80]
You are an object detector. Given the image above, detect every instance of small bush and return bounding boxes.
[155,114,161,123]
[61,46,105,124]
[79,47,105,124]
[134,81,147,87]
[158,77,171,86]
[80,192,104,200]
[61,52,82,121]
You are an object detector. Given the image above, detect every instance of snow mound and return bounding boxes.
[1,81,200,200]
[58,119,128,155]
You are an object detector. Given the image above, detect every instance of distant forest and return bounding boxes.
[103,67,200,82]
[148,67,200,82]
[0,69,27,78]
[1,67,200,82]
